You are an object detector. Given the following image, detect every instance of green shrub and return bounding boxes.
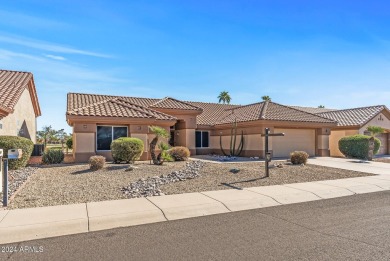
[0,136,34,170]
[339,135,380,160]
[290,151,309,165]
[111,137,144,163]
[66,137,73,149]
[42,149,64,164]
[168,146,190,161]
[89,155,106,170]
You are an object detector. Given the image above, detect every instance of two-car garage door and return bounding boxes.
[273,128,316,158]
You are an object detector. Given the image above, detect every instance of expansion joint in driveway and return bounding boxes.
[145,197,169,221]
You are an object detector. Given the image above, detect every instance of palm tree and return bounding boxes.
[149,126,170,165]
[218,91,231,104]
[261,95,271,101]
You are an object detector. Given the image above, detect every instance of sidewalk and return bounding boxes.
[1,167,390,244]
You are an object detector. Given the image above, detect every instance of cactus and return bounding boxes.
[220,119,244,156]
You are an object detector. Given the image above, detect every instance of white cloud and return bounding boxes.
[44,54,67,61]
[0,34,111,58]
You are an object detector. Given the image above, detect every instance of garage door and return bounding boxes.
[377,133,388,155]
[273,128,315,158]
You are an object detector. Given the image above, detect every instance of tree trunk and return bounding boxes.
[149,137,161,165]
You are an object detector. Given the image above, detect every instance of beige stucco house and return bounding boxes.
[0,70,41,143]
[293,105,390,156]
[66,93,337,162]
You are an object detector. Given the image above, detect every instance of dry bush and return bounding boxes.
[89,155,106,171]
[290,151,309,165]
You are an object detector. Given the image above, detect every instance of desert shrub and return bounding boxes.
[66,137,73,149]
[89,155,106,170]
[111,137,144,163]
[0,136,34,170]
[339,135,380,160]
[168,146,190,161]
[290,151,309,165]
[42,149,64,164]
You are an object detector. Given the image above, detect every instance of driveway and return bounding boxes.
[309,157,390,176]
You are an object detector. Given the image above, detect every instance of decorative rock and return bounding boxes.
[229,168,240,174]
[121,161,204,198]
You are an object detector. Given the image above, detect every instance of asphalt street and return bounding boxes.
[1,191,390,261]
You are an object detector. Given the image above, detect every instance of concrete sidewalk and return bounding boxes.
[1,171,390,244]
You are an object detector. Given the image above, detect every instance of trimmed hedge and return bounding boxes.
[111,137,144,164]
[339,135,380,160]
[42,149,64,164]
[0,136,34,170]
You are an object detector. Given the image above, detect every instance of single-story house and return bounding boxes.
[0,70,41,143]
[66,93,337,162]
[292,105,390,156]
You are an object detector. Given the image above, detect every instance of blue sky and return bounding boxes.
[1,0,390,133]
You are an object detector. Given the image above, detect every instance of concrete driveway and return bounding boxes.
[309,157,390,176]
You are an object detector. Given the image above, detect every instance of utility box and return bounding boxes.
[8,149,23,159]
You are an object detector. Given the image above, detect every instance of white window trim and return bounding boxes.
[96,125,128,151]
[196,130,210,148]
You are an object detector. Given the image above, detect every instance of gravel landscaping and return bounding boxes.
[8,160,374,209]
[0,167,38,205]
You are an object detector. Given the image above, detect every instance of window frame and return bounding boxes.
[195,130,210,148]
[96,125,128,151]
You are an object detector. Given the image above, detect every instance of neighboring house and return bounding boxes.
[66,93,337,162]
[0,70,41,143]
[293,105,390,156]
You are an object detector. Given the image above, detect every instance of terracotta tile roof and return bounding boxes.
[290,106,337,114]
[67,96,176,120]
[317,105,388,127]
[186,101,240,125]
[67,93,336,125]
[67,93,158,113]
[214,101,336,125]
[150,97,202,111]
[0,70,40,115]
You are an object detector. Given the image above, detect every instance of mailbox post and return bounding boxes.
[2,149,23,207]
[261,128,285,178]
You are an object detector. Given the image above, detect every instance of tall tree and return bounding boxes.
[56,129,67,150]
[36,125,56,147]
[218,91,231,104]
[261,95,271,101]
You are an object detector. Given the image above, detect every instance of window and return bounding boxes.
[97,126,128,150]
[195,131,209,148]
